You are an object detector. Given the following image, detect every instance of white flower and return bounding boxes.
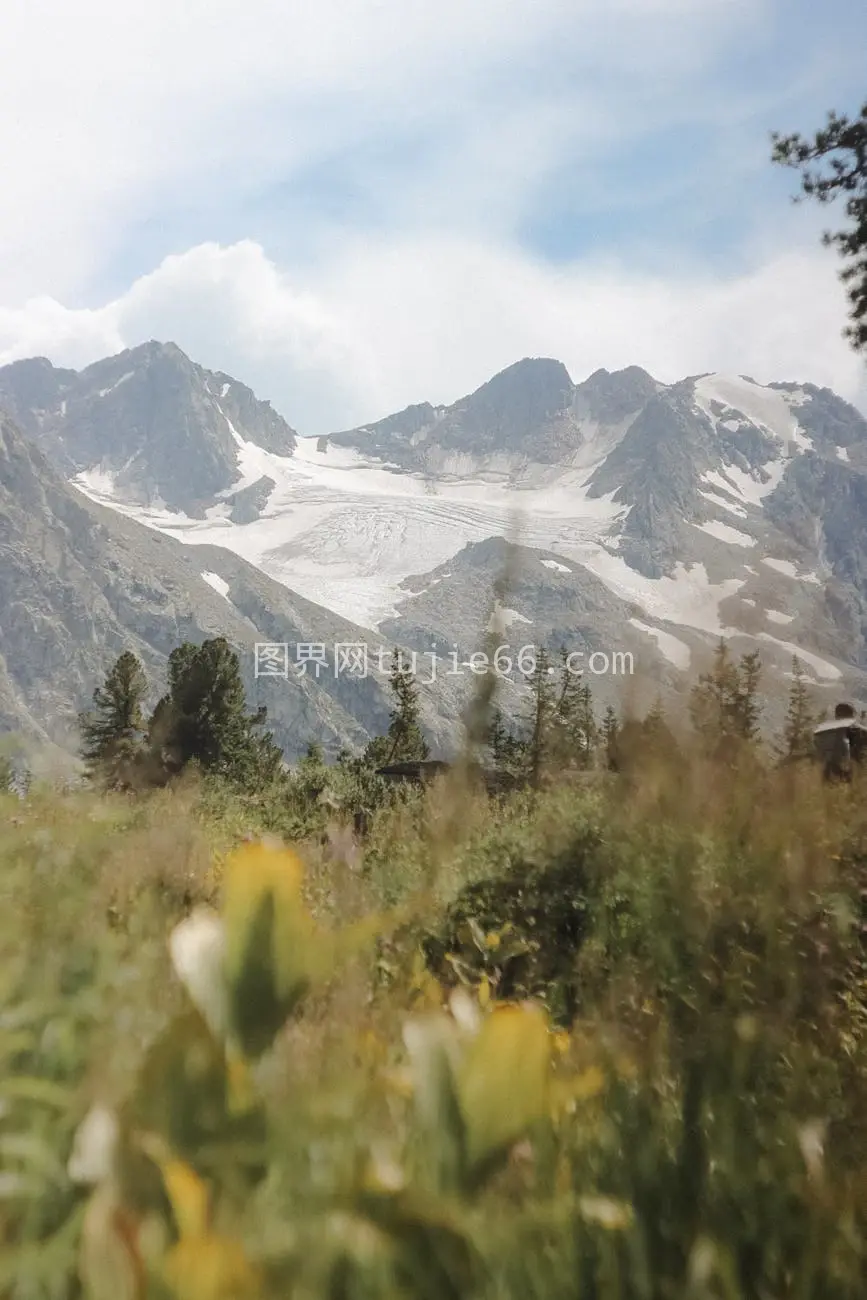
[797,1118,826,1181]
[67,1104,119,1185]
[168,907,229,1042]
[447,986,483,1037]
[579,1195,634,1231]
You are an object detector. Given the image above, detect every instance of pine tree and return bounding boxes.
[734,650,763,744]
[79,651,148,786]
[779,655,817,761]
[487,706,508,768]
[689,639,737,744]
[640,696,674,753]
[577,681,599,767]
[640,697,680,763]
[643,696,666,735]
[601,703,619,768]
[526,647,557,788]
[771,100,867,356]
[149,637,283,789]
[554,653,598,769]
[689,640,763,754]
[486,704,530,782]
[364,649,430,766]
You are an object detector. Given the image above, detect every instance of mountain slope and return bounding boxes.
[329,357,584,474]
[7,345,867,725]
[0,342,296,515]
[379,536,684,718]
[0,411,468,758]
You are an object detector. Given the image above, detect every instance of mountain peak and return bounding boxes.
[2,355,56,374]
[574,365,660,424]
[105,339,191,369]
[0,341,298,515]
[0,356,78,442]
[478,355,573,391]
[456,356,574,428]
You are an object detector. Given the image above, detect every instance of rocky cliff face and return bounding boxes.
[329,358,584,474]
[323,360,867,708]
[0,342,297,516]
[0,411,467,759]
[5,343,867,751]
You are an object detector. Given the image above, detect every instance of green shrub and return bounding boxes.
[4,748,867,1298]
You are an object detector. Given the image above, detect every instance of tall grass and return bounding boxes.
[2,745,867,1298]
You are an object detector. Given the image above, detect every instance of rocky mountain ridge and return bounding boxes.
[0,410,472,759]
[0,341,297,516]
[3,342,867,754]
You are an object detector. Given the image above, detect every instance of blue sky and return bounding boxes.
[0,0,865,432]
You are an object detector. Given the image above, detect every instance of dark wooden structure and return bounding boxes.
[375,759,522,795]
[375,760,451,785]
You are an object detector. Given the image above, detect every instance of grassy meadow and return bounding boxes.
[3,738,867,1299]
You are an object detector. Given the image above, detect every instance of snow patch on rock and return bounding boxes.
[201,571,231,600]
[629,619,691,670]
[694,520,756,548]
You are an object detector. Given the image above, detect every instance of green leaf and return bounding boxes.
[0,1076,70,1109]
[355,1188,479,1300]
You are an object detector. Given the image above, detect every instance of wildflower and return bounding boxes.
[457,1002,551,1176]
[143,1139,261,1300]
[162,1235,259,1300]
[168,908,228,1043]
[797,1118,827,1182]
[578,1195,633,1231]
[448,986,483,1036]
[67,1104,120,1186]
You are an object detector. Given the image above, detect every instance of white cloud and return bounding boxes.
[1,0,864,433]
[1,232,863,433]
[0,0,765,302]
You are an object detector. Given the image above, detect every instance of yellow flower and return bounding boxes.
[218,839,383,1059]
[222,840,325,993]
[143,1143,261,1300]
[220,841,329,1058]
[457,1003,551,1175]
[162,1236,260,1300]
[160,1159,210,1238]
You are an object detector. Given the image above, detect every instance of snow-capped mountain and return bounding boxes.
[0,341,297,515]
[3,343,867,747]
[0,410,481,758]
